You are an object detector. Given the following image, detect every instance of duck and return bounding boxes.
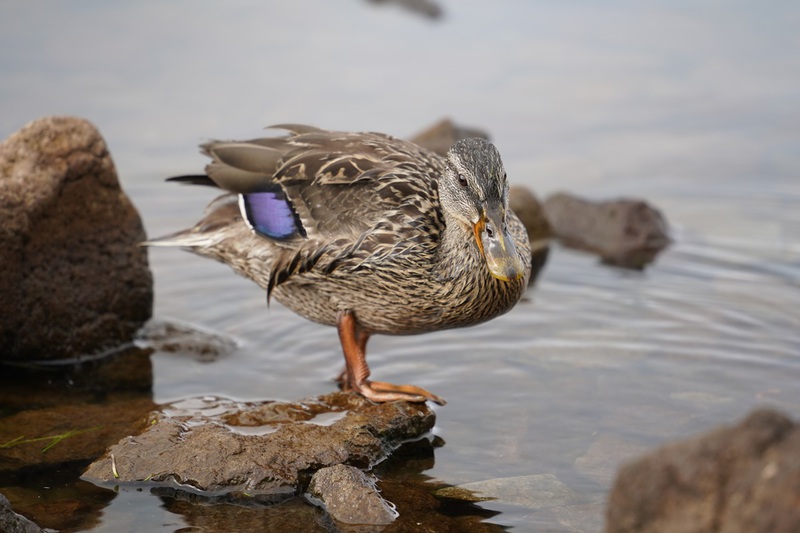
[147,124,531,405]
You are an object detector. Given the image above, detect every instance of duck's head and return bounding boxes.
[440,138,525,283]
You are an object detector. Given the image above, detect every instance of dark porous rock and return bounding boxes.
[409,118,490,157]
[308,464,397,527]
[0,493,43,533]
[606,409,800,533]
[0,116,153,361]
[544,192,670,269]
[82,392,435,501]
[509,185,552,285]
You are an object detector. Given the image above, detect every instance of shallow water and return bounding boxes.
[2,1,800,531]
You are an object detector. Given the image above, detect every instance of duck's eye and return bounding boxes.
[457,174,468,187]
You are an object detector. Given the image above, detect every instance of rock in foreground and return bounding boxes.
[308,464,397,526]
[606,409,800,533]
[0,493,43,533]
[0,116,153,360]
[83,392,435,503]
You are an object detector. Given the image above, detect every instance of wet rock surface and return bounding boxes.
[0,116,153,361]
[0,493,43,533]
[605,408,800,533]
[544,192,670,269]
[82,393,435,500]
[308,464,397,527]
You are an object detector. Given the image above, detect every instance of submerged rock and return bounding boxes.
[436,474,599,533]
[544,192,670,269]
[0,116,153,361]
[308,464,397,527]
[574,434,651,486]
[0,396,155,474]
[435,473,580,508]
[82,393,435,502]
[605,409,800,533]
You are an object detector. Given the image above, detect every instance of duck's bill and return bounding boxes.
[473,209,525,282]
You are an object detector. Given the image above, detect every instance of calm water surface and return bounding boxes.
[2,1,799,531]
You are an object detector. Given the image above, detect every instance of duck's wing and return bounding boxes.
[165,126,447,299]
[199,126,445,244]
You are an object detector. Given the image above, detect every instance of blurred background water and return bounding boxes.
[1,1,799,531]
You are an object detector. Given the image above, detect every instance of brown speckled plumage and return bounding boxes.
[149,125,531,404]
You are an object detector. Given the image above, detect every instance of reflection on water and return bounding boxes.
[1,1,799,531]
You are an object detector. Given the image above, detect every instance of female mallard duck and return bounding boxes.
[149,125,531,405]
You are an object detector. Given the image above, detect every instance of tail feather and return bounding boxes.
[143,194,241,249]
[167,174,218,187]
[142,229,219,249]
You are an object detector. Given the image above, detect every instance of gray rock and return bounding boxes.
[605,408,800,533]
[308,464,397,526]
[0,493,44,533]
[365,0,443,20]
[0,116,153,360]
[409,118,490,157]
[135,318,238,362]
[509,185,552,285]
[544,192,670,269]
[82,392,435,501]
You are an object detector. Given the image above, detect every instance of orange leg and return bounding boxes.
[336,310,445,405]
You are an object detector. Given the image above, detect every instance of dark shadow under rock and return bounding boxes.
[544,192,670,269]
[159,494,330,533]
[605,408,800,533]
[0,345,153,416]
[82,393,435,501]
[0,116,153,361]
